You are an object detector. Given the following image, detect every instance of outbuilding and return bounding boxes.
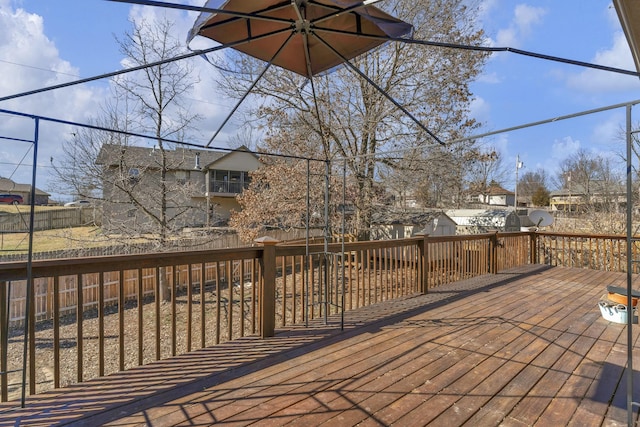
[445,209,520,234]
[370,210,457,239]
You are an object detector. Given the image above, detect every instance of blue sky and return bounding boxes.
[1,0,640,200]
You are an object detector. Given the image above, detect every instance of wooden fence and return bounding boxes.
[0,208,96,232]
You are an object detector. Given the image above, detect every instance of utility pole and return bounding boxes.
[514,155,523,211]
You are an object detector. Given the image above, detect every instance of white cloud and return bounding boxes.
[564,32,639,93]
[0,3,104,193]
[490,4,547,48]
[512,5,547,36]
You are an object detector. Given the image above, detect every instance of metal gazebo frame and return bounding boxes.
[2,1,640,422]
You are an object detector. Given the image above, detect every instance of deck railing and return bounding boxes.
[532,232,640,273]
[0,230,627,401]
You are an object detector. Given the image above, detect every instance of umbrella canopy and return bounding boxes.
[187,0,413,78]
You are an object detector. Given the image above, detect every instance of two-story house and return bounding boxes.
[96,144,260,232]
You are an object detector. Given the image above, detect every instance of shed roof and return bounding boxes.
[371,210,454,226]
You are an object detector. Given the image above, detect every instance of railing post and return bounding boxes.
[530,231,538,264]
[416,233,430,294]
[255,236,280,338]
[0,281,7,402]
[490,231,498,274]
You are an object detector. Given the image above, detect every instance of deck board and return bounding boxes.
[2,265,640,426]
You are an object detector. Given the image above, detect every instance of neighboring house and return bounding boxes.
[96,144,260,231]
[370,210,457,239]
[549,181,626,212]
[0,177,50,205]
[445,209,520,234]
[473,183,515,207]
[204,148,261,221]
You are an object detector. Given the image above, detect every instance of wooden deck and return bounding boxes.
[2,265,640,426]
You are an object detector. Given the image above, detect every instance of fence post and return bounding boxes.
[255,236,280,338]
[416,233,429,294]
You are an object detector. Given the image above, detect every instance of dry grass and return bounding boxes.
[0,205,60,214]
[0,226,110,254]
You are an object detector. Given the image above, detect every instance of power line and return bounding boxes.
[0,59,81,78]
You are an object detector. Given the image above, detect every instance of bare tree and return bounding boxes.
[518,169,550,206]
[52,17,203,300]
[109,17,202,241]
[221,0,487,239]
[555,149,624,218]
[464,147,509,205]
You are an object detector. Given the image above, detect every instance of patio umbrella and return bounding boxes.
[183,0,442,145]
[186,0,413,78]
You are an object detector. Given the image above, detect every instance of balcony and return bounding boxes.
[209,179,248,196]
[209,170,250,196]
[0,232,639,424]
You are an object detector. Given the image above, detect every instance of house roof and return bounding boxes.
[614,0,640,73]
[96,144,227,170]
[484,184,514,196]
[204,145,260,169]
[549,181,625,197]
[96,144,260,171]
[0,178,50,196]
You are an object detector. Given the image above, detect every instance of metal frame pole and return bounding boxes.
[21,117,39,406]
[341,158,347,329]
[626,104,635,425]
[324,160,330,324]
[305,159,310,327]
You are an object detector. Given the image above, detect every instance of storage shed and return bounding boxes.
[370,210,457,240]
[445,209,520,234]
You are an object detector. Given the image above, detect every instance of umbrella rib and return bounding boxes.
[198,1,296,35]
[312,33,444,146]
[106,0,295,26]
[314,27,640,78]
[206,32,297,147]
